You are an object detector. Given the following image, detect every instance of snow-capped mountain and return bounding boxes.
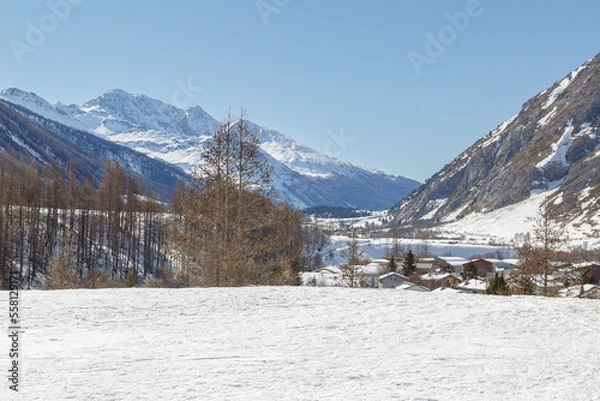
[0,99,188,200]
[0,88,419,210]
[392,52,600,245]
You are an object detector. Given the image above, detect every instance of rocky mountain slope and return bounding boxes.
[0,88,419,209]
[392,53,600,232]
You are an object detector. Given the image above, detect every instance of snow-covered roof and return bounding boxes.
[362,263,383,275]
[316,267,341,275]
[420,272,460,282]
[437,256,469,262]
[396,282,430,292]
[379,272,408,280]
[456,279,487,292]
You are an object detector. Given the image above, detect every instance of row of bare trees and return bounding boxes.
[0,154,167,289]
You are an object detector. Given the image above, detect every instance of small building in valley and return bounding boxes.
[378,272,408,289]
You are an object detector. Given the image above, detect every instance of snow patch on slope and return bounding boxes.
[9,134,45,162]
[420,198,447,221]
[536,121,574,170]
[258,126,346,178]
[541,65,587,110]
[480,114,517,148]
[537,107,558,127]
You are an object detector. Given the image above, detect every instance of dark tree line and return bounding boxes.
[0,152,167,289]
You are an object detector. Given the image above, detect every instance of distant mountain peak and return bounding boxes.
[1,87,419,209]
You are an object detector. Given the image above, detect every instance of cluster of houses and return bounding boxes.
[301,255,600,299]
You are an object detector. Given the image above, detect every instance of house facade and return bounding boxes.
[463,259,495,278]
[417,273,462,291]
[378,272,408,289]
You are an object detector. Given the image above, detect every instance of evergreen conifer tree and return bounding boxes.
[402,250,417,276]
[388,255,397,273]
[486,272,508,295]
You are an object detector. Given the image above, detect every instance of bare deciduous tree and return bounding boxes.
[517,200,564,297]
[167,110,303,287]
[340,229,367,287]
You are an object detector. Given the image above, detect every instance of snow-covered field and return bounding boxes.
[2,287,599,400]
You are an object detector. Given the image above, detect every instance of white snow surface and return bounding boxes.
[438,190,558,245]
[436,185,600,250]
[2,287,599,400]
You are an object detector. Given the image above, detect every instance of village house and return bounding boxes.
[463,259,495,278]
[434,256,469,273]
[417,272,462,291]
[416,258,436,274]
[416,256,468,274]
[378,272,408,289]
[362,259,389,288]
[462,258,520,279]
[554,262,600,286]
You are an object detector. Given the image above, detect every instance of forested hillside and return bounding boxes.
[0,152,168,289]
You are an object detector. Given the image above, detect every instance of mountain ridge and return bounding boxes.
[0,88,419,210]
[0,99,189,200]
[391,52,600,243]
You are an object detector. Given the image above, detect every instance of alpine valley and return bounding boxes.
[392,52,600,248]
[0,88,419,209]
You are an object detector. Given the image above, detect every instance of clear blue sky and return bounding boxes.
[1,0,599,181]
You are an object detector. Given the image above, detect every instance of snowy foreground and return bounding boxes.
[2,287,600,401]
